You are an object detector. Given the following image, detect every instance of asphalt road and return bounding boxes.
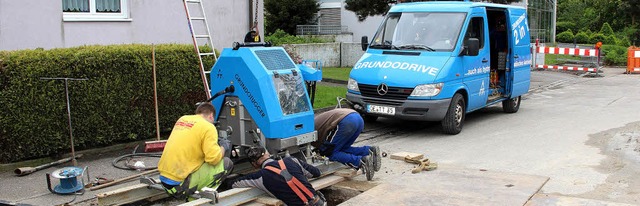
[1,68,638,205]
[355,67,640,205]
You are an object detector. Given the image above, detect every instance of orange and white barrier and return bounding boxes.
[536,65,597,72]
[534,44,601,73]
[627,47,640,74]
[537,46,599,57]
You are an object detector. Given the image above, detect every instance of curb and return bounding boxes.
[322,78,348,85]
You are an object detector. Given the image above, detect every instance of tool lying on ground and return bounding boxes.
[404,156,438,173]
[85,177,114,189]
[14,154,83,176]
[90,169,159,191]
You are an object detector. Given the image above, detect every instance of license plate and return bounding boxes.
[367,104,395,115]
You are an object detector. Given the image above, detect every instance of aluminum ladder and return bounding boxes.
[182,0,216,99]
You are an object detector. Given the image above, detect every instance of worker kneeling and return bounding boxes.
[313,108,381,180]
[231,147,327,206]
[158,102,233,201]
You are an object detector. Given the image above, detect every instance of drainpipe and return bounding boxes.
[551,0,557,44]
[249,0,253,30]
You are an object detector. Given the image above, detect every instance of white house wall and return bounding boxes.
[340,4,384,42]
[0,0,263,51]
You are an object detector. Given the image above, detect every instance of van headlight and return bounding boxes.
[410,83,443,97]
[347,78,359,92]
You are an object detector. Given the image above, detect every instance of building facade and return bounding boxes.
[0,0,264,51]
[315,0,556,43]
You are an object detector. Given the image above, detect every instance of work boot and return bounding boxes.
[369,146,381,172]
[360,155,374,181]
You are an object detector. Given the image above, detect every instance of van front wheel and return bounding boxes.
[502,96,521,113]
[441,93,465,135]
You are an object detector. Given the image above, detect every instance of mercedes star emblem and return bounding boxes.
[377,83,389,96]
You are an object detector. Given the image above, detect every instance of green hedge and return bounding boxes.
[601,45,627,66]
[265,29,328,46]
[575,32,590,44]
[556,30,575,43]
[0,44,215,163]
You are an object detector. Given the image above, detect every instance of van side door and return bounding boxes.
[506,8,531,97]
[462,8,490,111]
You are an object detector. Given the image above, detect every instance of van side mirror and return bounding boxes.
[361,36,369,51]
[464,38,480,56]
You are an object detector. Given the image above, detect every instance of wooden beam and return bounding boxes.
[179,174,347,206]
[390,152,423,161]
[96,183,167,206]
[254,196,284,206]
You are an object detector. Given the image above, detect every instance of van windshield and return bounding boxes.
[370,12,467,51]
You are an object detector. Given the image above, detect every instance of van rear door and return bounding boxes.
[506,8,531,97]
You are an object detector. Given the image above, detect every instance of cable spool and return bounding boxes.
[46,166,85,194]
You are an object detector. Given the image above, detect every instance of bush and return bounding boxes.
[556,30,575,43]
[599,23,615,36]
[616,36,631,47]
[604,35,618,45]
[265,29,328,46]
[601,45,627,66]
[0,44,214,163]
[575,32,590,44]
[556,22,576,34]
[589,33,607,44]
[579,28,593,36]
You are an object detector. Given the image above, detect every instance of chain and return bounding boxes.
[253,0,259,27]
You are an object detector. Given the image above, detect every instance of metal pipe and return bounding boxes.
[89,169,159,191]
[14,154,83,176]
[64,79,77,166]
[40,77,88,167]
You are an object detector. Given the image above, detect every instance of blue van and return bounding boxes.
[346,1,531,134]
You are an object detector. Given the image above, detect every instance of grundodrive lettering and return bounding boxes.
[354,61,440,76]
[235,74,265,117]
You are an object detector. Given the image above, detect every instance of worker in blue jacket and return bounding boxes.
[230,147,326,206]
[313,108,381,181]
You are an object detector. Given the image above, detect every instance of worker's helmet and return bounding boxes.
[246,147,266,163]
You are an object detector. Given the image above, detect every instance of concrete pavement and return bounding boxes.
[356,67,640,205]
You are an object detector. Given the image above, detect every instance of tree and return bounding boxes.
[264,0,319,35]
[344,0,391,22]
[344,0,523,21]
[600,22,614,36]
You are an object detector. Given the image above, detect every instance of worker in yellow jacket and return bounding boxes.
[158,102,233,201]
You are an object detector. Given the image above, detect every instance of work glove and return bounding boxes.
[218,138,232,158]
[318,142,335,157]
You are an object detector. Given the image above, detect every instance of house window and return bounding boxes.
[63,0,130,21]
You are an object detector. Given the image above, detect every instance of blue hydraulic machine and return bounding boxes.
[208,42,322,157]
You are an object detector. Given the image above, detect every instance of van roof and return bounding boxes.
[390,1,525,13]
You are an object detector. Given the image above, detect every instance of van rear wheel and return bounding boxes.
[502,96,521,113]
[441,93,465,135]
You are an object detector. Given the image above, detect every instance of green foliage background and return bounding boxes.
[264,0,319,35]
[0,44,214,163]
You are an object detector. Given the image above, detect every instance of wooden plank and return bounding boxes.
[333,169,358,178]
[312,175,346,190]
[180,175,347,206]
[254,196,284,206]
[525,194,636,206]
[96,183,167,206]
[341,166,549,206]
[390,152,423,161]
